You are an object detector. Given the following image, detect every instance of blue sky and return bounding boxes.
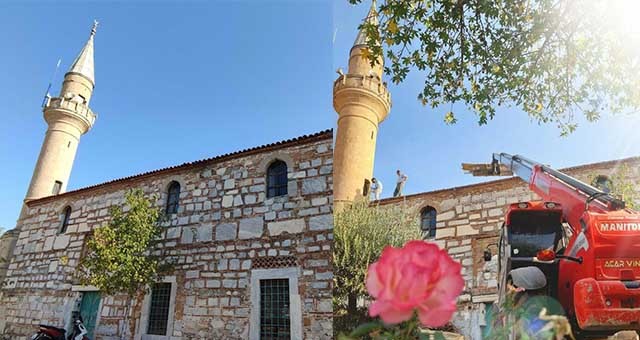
[1,1,639,228]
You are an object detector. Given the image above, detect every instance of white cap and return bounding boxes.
[509,266,547,290]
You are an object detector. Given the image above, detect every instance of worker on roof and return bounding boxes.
[393,170,408,197]
[370,177,382,201]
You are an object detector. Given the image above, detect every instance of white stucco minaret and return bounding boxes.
[20,21,98,217]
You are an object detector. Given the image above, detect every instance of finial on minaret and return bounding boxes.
[91,20,99,37]
[67,20,97,86]
[353,0,379,47]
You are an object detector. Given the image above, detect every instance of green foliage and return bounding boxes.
[589,163,640,209]
[333,200,422,309]
[484,291,573,340]
[338,315,451,340]
[350,0,640,135]
[78,189,169,298]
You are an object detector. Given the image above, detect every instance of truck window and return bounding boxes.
[508,210,562,257]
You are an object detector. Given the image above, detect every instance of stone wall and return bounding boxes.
[0,130,333,339]
[378,157,640,340]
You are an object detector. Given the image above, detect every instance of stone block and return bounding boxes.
[268,219,306,236]
[48,261,58,273]
[244,194,257,204]
[43,236,54,251]
[224,179,235,189]
[181,225,212,244]
[309,214,333,231]
[302,178,326,194]
[52,235,70,250]
[166,227,180,239]
[233,195,243,206]
[221,195,233,208]
[216,223,237,241]
[449,219,470,226]
[229,259,240,270]
[438,210,455,221]
[435,227,455,239]
[311,197,328,206]
[488,208,503,217]
[239,217,264,239]
[206,280,221,288]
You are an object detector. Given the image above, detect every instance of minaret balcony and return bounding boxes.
[333,73,392,107]
[43,96,96,130]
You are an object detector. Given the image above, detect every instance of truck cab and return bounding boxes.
[497,201,566,305]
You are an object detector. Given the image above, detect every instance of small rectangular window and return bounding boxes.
[147,283,172,335]
[52,181,63,195]
[260,278,291,339]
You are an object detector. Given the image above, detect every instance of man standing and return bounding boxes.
[370,178,383,201]
[393,170,408,197]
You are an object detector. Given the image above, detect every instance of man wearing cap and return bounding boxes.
[486,266,567,340]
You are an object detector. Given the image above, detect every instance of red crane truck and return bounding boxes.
[483,153,640,337]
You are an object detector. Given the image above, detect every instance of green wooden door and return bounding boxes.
[79,292,101,339]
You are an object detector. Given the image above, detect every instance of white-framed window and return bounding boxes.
[249,267,302,340]
[136,276,177,340]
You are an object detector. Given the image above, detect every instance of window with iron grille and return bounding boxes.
[260,278,290,339]
[147,283,172,335]
[165,181,180,214]
[60,206,72,234]
[421,206,437,239]
[267,160,288,198]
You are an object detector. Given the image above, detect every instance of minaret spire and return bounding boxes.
[353,0,378,47]
[333,0,391,209]
[20,22,98,218]
[68,20,98,86]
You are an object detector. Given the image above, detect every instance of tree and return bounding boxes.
[78,189,170,339]
[352,0,640,135]
[334,200,422,315]
[589,163,639,209]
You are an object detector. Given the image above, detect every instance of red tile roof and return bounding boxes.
[27,129,333,206]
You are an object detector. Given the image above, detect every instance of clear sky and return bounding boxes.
[1,1,639,228]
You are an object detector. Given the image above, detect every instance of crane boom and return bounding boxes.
[491,153,626,212]
[479,153,640,334]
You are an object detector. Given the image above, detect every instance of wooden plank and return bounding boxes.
[461,163,514,177]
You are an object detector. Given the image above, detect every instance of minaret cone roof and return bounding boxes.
[353,0,379,47]
[68,20,97,86]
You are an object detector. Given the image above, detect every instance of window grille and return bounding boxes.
[165,181,180,214]
[267,160,288,198]
[421,206,437,239]
[147,283,172,335]
[260,278,290,339]
[60,206,72,234]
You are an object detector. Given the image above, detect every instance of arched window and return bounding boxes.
[420,206,437,239]
[267,160,288,198]
[60,206,72,234]
[166,181,181,214]
[592,175,613,194]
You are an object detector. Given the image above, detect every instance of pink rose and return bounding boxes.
[366,240,464,327]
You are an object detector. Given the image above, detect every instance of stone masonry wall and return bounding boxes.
[0,131,333,340]
[378,157,640,340]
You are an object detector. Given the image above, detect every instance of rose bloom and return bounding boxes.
[366,240,464,327]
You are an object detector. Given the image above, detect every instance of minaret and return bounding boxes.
[20,21,98,217]
[333,1,391,209]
